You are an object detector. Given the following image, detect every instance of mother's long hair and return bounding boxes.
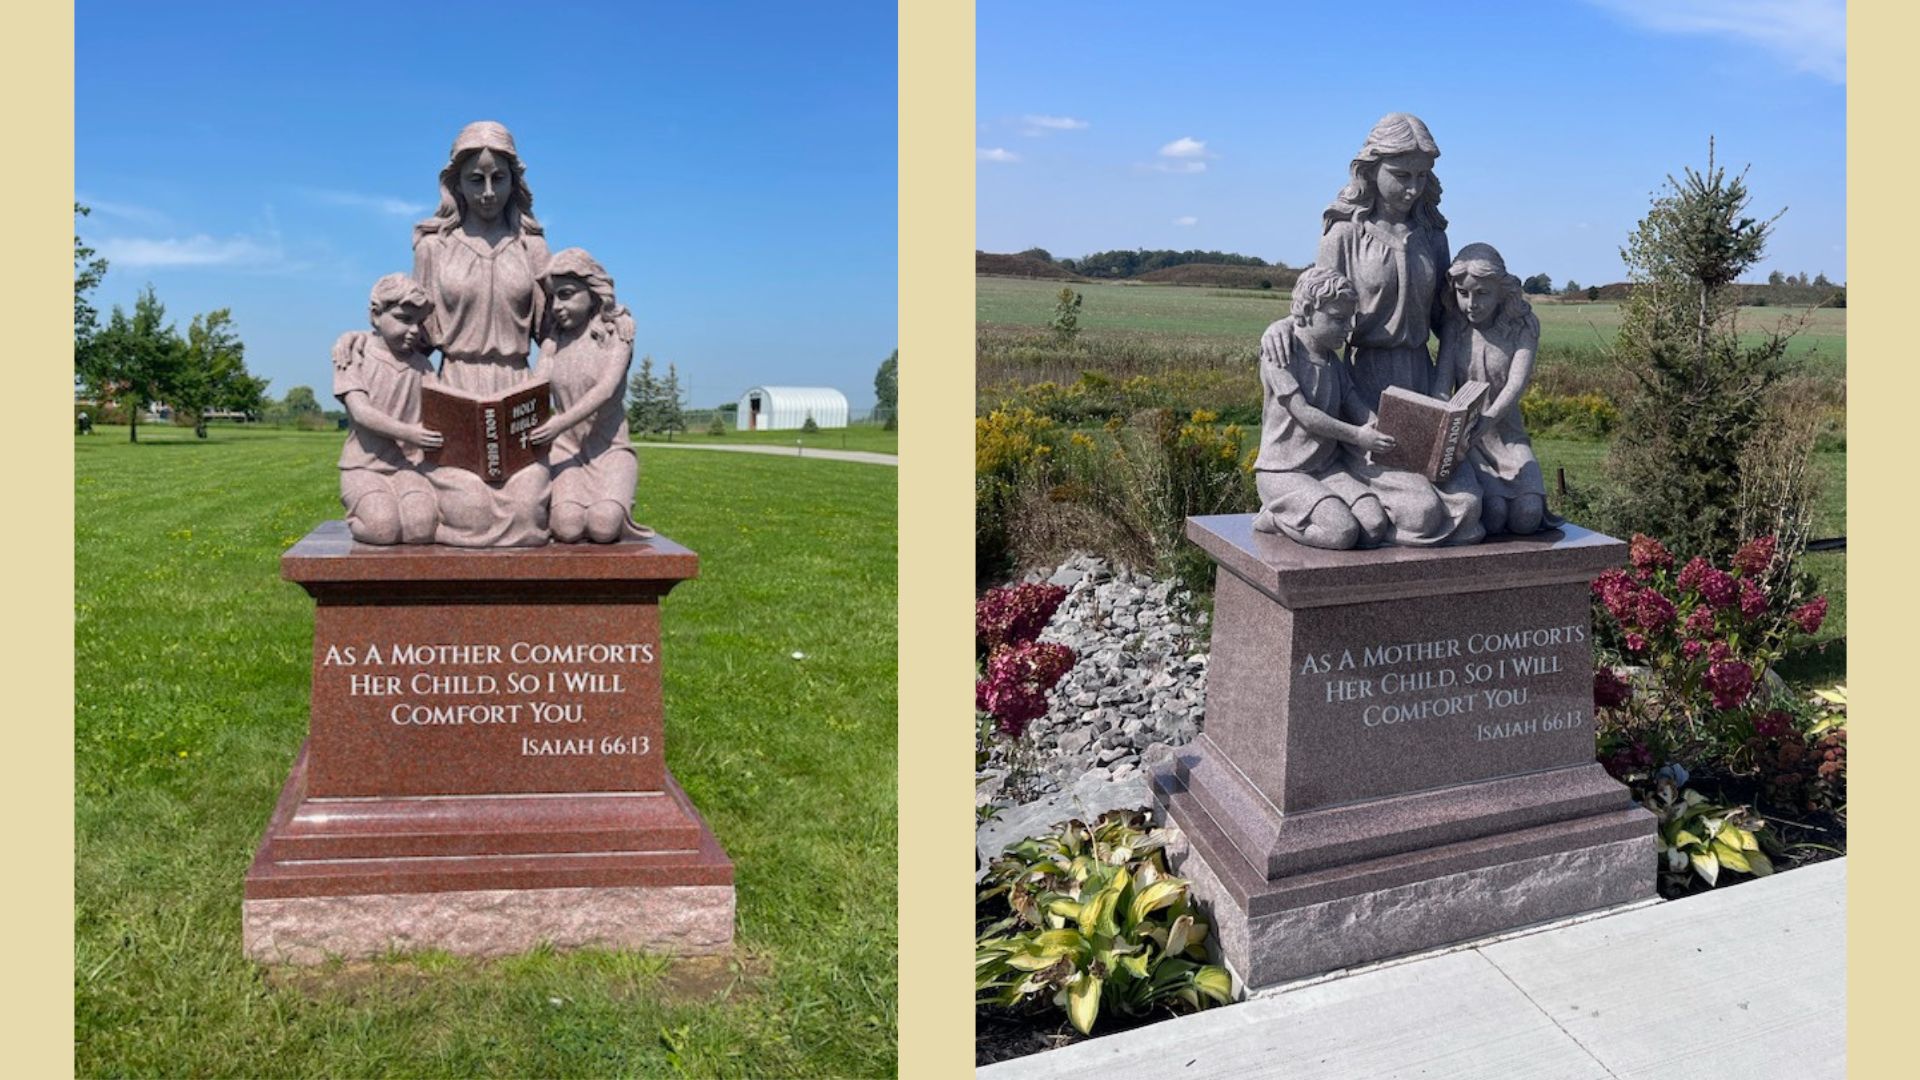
[1321,112,1447,234]
[414,121,545,239]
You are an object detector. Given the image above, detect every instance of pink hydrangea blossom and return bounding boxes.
[1790,597,1829,635]
[976,639,1077,738]
[1733,536,1777,577]
[976,582,1069,654]
[1699,567,1738,610]
[1593,667,1632,710]
[1629,534,1674,576]
[1737,578,1769,620]
[1703,660,1755,710]
[1676,556,1711,593]
[1634,589,1677,633]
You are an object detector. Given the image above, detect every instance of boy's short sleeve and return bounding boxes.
[1262,358,1301,400]
[331,331,368,401]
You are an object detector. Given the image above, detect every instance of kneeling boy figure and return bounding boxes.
[333,273,443,544]
[1251,266,1394,549]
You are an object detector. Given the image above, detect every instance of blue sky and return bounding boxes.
[977,1,1845,288]
[77,1,897,409]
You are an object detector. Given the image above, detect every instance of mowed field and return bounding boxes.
[75,427,897,1077]
[977,276,1849,383]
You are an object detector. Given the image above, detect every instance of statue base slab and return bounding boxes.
[244,521,733,964]
[1157,515,1655,990]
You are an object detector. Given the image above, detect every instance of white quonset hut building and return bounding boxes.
[735,386,849,431]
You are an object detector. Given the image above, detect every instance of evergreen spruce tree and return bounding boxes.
[1597,140,1795,558]
[660,362,685,437]
[626,354,660,433]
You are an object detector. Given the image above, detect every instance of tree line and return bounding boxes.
[73,203,272,441]
[1018,247,1281,279]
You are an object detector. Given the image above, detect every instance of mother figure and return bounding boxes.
[1317,113,1482,546]
[412,120,552,546]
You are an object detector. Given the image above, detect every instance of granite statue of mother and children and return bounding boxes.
[1253,112,1553,550]
[333,120,652,548]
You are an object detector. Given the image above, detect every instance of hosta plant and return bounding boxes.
[976,811,1233,1034]
[1642,776,1776,892]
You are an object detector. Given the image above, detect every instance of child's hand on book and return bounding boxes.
[410,425,444,450]
[1356,424,1395,455]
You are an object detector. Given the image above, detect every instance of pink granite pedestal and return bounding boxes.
[244,521,734,964]
[1151,515,1656,990]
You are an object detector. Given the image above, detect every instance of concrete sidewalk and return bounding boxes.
[636,442,898,466]
[981,858,1844,1079]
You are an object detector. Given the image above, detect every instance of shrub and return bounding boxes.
[1591,533,1829,774]
[1600,142,1799,559]
[1050,287,1083,346]
[1519,388,1619,440]
[976,640,1076,740]
[977,811,1233,1034]
[802,414,820,434]
[976,408,1058,577]
[976,582,1069,657]
[706,413,726,436]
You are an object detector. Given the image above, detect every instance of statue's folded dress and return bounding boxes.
[1318,215,1483,546]
[542,315,651,539]
[412,229,552,546]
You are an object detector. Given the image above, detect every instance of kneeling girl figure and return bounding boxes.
[333,273,443,545]
[527,248,655,543]
[1251,266,1395,549]
[1433,242,1549,535]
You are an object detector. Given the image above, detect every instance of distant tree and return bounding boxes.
[83,285,186,443]
[1587,285,1600,301]
[626,355,662,432]
[1522,273,1553,295]
[706,412,726,436]
[802,413,820,434]
[1050,288,1082,345]
[74,203,109,359]
[1812,272,1832,288]
[874,349,898,422]
[1016,247,1053,264]
[175,309,266,437]
[283,386,321,415]
[1766,269,1786,286]
[659,362,686,436]
[1598,140,1796,558]
[1561,279,1582,296]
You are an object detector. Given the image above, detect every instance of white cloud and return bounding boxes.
[1585,0,1844,83]
[75,194,169,228]
[1159,136,1210,159]
[299,187,430,217]
[978,147,1021,163]
[96,233,283,269]
[1173,216,1198,227]
[1020,114,1089,136]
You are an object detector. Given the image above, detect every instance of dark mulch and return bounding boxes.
[976,1005,1188,1068]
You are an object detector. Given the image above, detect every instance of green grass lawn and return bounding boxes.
[75,427,897,1078]
[637,423,898,455]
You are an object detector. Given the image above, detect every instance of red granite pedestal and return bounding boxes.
[1151,515,1656,990]
[244,521,733,964]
